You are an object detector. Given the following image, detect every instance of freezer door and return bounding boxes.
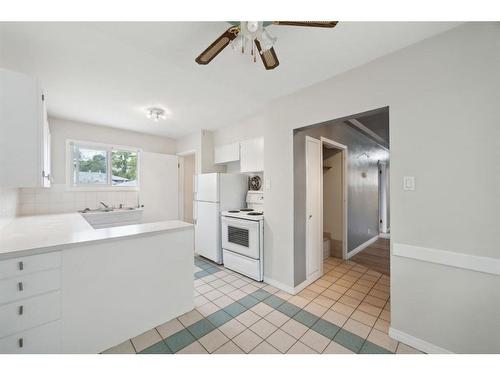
[194,201,221,263]
[196,173,219,202]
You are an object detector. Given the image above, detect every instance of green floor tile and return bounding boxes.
[293,310,320,327]
[223,302,247,317]
[238,295,260,308]
[194,270,209,279]
[359,341,393,354]
[311,318,340,339]
[333,329,365,353]
[139,340,172,354]
[186,318,216,339]
[164,329,196,353]
[250,289,272,301]
[205,267,221,274]
[277,302,301,317]
[206,310,233,327]
[263,295,286,309]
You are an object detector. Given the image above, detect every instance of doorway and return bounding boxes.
[178,152,196,223]
[321,137,348,261]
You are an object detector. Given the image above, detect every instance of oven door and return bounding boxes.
[221,216,260,259]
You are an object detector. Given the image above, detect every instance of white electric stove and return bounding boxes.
[221,191,264,281]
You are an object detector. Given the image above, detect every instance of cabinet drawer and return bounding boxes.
[0,320,61,354]
[0,251,61,280]
[0,268,60,305]
[223,249,262,281]
[0,291,61,338]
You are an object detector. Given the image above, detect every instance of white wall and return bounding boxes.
[0,188,19,228]
[49,117,176,185]
[323,149,343,251]
[211,23,500,353]
[176,129,224,175]
[18,117,177,216]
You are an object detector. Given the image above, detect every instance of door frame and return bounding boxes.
[177,150,197,222]
[378,161,389,234]
[319,136,348,260]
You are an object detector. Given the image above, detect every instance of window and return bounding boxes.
[69,141,139,189]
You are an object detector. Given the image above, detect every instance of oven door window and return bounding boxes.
[228,226,249,247]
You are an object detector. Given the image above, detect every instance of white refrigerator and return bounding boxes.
[194,173,247,264]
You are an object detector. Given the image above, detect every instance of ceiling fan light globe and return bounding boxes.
[246,21,259,33]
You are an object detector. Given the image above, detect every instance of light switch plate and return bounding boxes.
[403,176,415,191]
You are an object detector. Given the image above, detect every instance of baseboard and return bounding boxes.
[393,243,500,276]
[379,232,391,239]
[389,327,453,354]
[263,276,295,294]
[264,275,316,295]
[347,235,379,259]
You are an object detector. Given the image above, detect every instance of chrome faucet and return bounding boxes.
[99,201,109,209]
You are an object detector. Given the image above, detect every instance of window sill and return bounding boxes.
[66,185,140,192]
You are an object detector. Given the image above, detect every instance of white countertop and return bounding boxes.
[0,213,193,260]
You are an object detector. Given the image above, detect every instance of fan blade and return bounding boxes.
[195,27,239,65]
[272,21,338,28]
[254,40,279,70]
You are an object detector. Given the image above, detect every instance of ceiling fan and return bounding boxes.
[195,21,338,70]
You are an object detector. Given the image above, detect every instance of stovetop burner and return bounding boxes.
[247,212,263,216]
[240,208,254,212]
[228,210,240,213]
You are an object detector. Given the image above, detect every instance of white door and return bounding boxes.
[195,201,221,263]
[139,152,179,222]
[196,173,219,202]
[305,136,322,281]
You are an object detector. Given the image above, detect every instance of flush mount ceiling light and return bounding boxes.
[146,107,166,121]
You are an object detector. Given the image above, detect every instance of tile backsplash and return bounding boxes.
[19,184,139,216]
[0,188,19,227]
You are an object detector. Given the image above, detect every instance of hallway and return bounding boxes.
[350,238,390,276]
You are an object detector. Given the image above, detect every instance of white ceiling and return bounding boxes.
[0,22,461,139]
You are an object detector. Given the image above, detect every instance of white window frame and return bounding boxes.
[66,139,141,191]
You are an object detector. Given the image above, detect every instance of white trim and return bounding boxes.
[388,327,453,354]
[393,243,500,276]
[176,149,196,157]
[320,136,348,260]
[347,235,379,259]
[263,276,295,294]
[263,276,315,295]
[292,277,315,294]
[65,139,141,192]
[379,232,391,239]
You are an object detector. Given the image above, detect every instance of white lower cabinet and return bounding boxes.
[0,291,61,338]
[0,252,62,354]
[0,321,61,354]
[0,268,61,305]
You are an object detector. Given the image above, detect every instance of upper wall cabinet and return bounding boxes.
[240,137,264,173]
[214,142,240,164]
[0,69,51,188]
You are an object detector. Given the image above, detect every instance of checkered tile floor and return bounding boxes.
[103,256,422,354]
